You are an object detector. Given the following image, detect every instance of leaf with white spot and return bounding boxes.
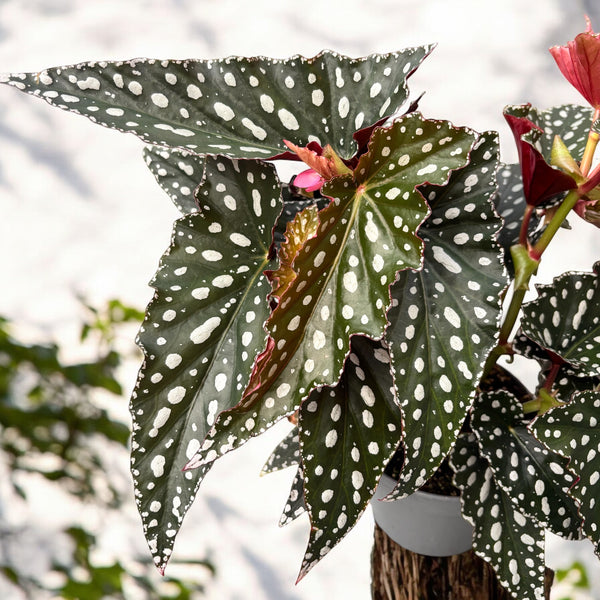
[504,103,592,160]
[184,114,476,477]
[130,156,281,573]
[279,466,307,527]
[532,390,600,557]
[472,390,582,539]
[520,263,600,377]
[549,367,600,404]
[494,163,541,276]
[273,187,328,247]
[495,104,591,276]
[297,336,401,580]
[2,48,432,160]
[261,427,300,475]
[384,132,506,498]
[144,145,204,214]
[268,205,320,300]
[451,433,548,600]
[512,332,600,404]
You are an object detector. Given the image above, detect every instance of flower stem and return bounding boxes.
[530,188,581,260]
[518,204,534,246]
[484,187,581,377]
[579,107,600,176]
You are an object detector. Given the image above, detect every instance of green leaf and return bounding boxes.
[2,47,432,159]
[385,132,506,497]
[130,156,281,573]
[261,426,300,475]
[532,390,600,557]
[143,146,204,214]
[520,263,600,377]
[551,367,600,403]
[494,163,541,276]
[512,332,599,403]
[268,204,320,301]
[472,390,581,539]
[262,429,306,527]
[555,561,590,588]
[185,114,476,477]
[273,187,327,246]
[504,104,592,161]
[279,466,307,527]
[451,433,547,600]
[297,336,401,580]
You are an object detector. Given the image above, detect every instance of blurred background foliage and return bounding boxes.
[0,299,215,599]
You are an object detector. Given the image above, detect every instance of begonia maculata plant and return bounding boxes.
[2,17,600,600]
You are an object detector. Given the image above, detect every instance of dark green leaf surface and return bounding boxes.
[185,114,476,480]
[130,157,281,573]
[532,391,600,557]
[261,427,300,475]
[550,367,600,404]
[385,132,506,498]
[143,146,204,214]
[494,163,542,276]
[279,466,307,527]
[504,104,592,160]
[512,332,600,403]
[472,391,581,539]
[451,433,547,600]
[2,47,432,159]
[520,264,600,377]
[297,336,401,579]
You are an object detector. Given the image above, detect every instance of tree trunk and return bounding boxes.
[370,522,554,600]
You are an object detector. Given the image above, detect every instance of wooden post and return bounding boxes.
[371,523,553,600]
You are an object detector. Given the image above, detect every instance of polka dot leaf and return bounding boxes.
[261,426,300,475]
[143,145,204,214]
[184,114,476,478]
[496,104,592,276]
[384,132,506,499]
[546,366,600,404]
[495,163,541,277]
[504,103,592,161]
[450,433,548,600]
[472,390,582,539]
[512,332,600,404]
[297,336,401,580]
[2,47,433,160]
[130,155,281,574]
[268,204,320,301]
[279,466,307,527]
[520,263,600,377]
[532,391,600,557]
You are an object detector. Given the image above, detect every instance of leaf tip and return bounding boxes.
[181,459,196,472]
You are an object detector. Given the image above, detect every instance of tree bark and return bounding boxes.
[370,522,554,600]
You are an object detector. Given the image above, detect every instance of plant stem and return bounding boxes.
[484,110,597,382]
[498,287,527,346]
[519,204,534,246]
[484,187,581,377]
[530,189,581,261]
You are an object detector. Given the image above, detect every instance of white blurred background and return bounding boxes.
[1,0,599,598]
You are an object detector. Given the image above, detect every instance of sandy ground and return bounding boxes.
[1,0,599,598]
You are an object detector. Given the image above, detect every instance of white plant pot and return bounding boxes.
[371,473,474,557]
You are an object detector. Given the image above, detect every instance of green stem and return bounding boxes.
[498,287,527,347]
[483,187,580,377]
[482,248,537,377]
[530,188,581,261]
